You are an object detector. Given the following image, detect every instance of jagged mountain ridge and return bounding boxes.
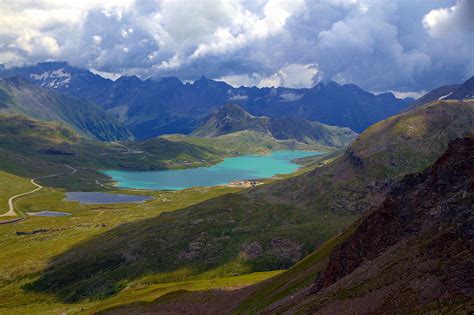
[0,77,132,141]
[191,103,357,148]
[0,62,413,138]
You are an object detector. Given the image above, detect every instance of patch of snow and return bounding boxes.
[29,68,72,88]
[438,92,453,100]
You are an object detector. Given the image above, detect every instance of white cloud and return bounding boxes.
[423,0,473,37]
[190,0,306,59]
[390,90,427,99]
[258,64,318,88]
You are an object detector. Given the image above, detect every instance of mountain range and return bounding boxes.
[0,62,414,138]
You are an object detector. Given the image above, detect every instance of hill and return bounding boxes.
[0,62,412,137]
[0,77,132,141]
[191,103,357,148]
[23,99,474,302]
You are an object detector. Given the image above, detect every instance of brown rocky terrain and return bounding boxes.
[262,137,474,313]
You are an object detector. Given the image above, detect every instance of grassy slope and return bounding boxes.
[0,168,283,314]
[249,99,474,213]
[24,190,357,303]
[233,227,357,314]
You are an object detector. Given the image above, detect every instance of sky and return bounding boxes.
[0,0,472,95]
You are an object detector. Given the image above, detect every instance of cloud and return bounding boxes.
[0,0,471,92]
[219,64,318,88]
[423,0,473,37]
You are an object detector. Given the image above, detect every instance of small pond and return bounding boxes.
[28,211,71,217]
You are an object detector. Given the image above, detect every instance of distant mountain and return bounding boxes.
[0,61,112,101]
[0,62,413,138]
[0,77,132,141]
[409,84,460,108]
[192,103,357,148]
[410,75,474,108]
[446,76,474,100]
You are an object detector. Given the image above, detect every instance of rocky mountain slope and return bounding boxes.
[446,76,474,100]
[0,62,412,138]
[0,77,131,141]
[191,103,357,148]
[409,84,460,108]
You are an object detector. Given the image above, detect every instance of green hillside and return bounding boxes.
[0,77,132,141]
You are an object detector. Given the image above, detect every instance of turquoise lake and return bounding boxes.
[103,150,322,190]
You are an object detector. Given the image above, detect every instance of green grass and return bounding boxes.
[0,169,258,313]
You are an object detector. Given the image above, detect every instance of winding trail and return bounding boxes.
[0,164,77,218]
